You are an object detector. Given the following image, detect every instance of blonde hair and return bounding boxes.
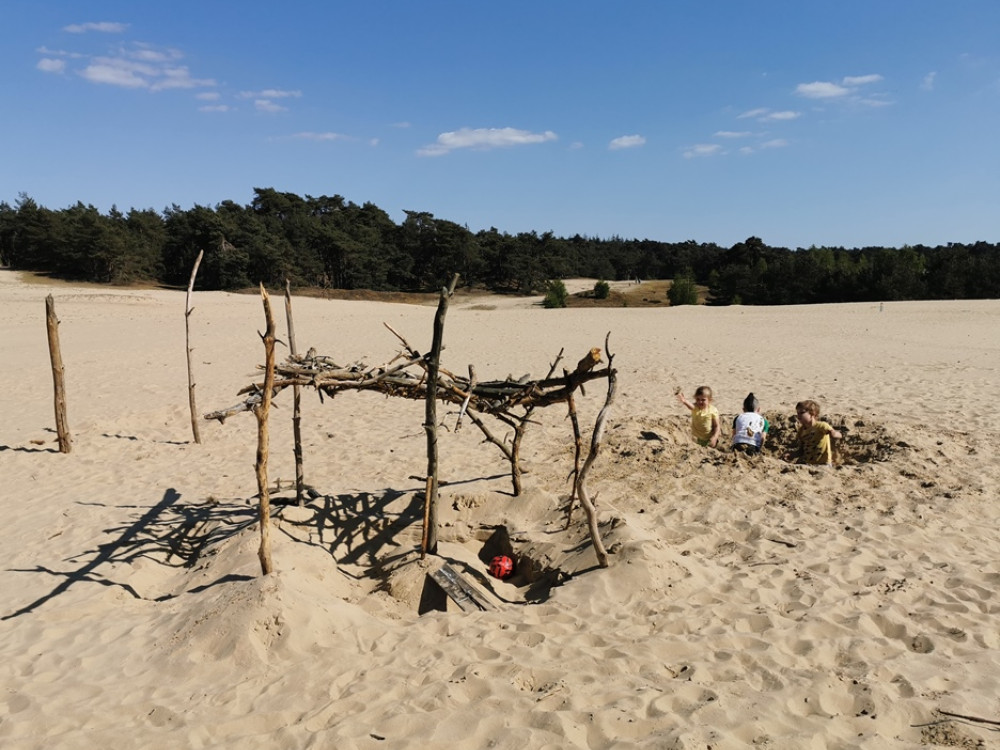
[695,385,713,399]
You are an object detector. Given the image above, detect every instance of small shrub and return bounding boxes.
[543,279,568,308]
[593,280,611,299]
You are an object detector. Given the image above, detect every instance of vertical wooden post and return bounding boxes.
[44,295,71,453]
[421,273,459,557]
[254,284,276,575]
[284,279,305,505]
[576,340,616,568]
[185,250,204,445]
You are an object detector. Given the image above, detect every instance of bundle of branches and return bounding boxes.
[204,324,611,424]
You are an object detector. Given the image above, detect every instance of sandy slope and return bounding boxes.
[1,269,998,749]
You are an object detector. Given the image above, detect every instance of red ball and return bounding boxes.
[489,555,514,579]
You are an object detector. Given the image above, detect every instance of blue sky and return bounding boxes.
[3,1,999,249]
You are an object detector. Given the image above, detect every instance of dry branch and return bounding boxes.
[185,249,204,445]
[254,285,276,575]
[45,295,71,453]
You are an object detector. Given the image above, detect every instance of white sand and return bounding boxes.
[2,269,999,749]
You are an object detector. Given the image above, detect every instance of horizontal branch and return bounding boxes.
[205,347,613,423]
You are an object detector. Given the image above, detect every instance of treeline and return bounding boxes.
[1,188,997,303]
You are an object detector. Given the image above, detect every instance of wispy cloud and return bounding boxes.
[255,99,288,113]
[290,132,348,141]
[198,104,232,113]
[738,108,801,122]
[609,134,646,150]
[37,58,66,74]
[63,21,128,34]
[237,90,302,113]
[683,144,723,159]
[843,74,883,86]
[77,50,215,91]
[795,81,851,99]
[239,89,302,99]
[418,127,557,157]
[37,46,85,59]
[41,36,216,92]
[921,71,937,91]
[715,130,752,138]
[795,74,884,100]
[764,110,801,121]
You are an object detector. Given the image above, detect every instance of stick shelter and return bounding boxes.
[205,283,616,575]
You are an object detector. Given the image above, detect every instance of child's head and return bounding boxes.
[795,400,820,425]
[743,393,759,413]
[694,385,713,407]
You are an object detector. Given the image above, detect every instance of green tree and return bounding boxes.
[542,279,568,308]
[668,270,699,305]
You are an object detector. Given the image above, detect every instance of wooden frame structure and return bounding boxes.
[206,282,616,574]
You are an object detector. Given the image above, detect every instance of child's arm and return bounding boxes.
[675,392,694,411]
[708,413,721,448]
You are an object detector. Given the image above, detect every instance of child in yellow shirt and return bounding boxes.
[790,399,842,465]
[676,385,721,448]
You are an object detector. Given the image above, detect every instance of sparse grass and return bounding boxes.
[566,280,709,308]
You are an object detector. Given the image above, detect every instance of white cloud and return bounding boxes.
[763,110,801,121]
[79,59,149,88]
[63,21,128,34]
[842,74,883,86]
[796,74,884,99]
[796,81,850,98]
[609,134,646,150]
[921,71,937,91]
[683,144,722,159]
[255,99,287,113]
[196,91,220,101]
[239,89,302,99]
[291,132,347,141]
[129,46,183,64]
[37,58,66,74]
[151,66,214,91]
[417,127,557,156]
[738,108,800,122]
[760,138,788,149]
[392,121,411,128]
[714,130,752,138]
[199,104,231,113]
[63,43,215,92]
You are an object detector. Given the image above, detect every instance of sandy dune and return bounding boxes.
[1,269,998,749]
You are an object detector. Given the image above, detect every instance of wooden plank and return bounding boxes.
[429,563,498,612]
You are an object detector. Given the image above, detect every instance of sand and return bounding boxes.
[1,269,998,749]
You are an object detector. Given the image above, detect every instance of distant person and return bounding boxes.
[676,385,721,448]
[732,392,769,455]
[788,400,842,465]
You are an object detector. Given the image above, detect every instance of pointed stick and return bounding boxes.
[284,279,305,505]
[254,284,277,575]
[421,273,459,557]
[185,249,204,444]
[45,295,71,453]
